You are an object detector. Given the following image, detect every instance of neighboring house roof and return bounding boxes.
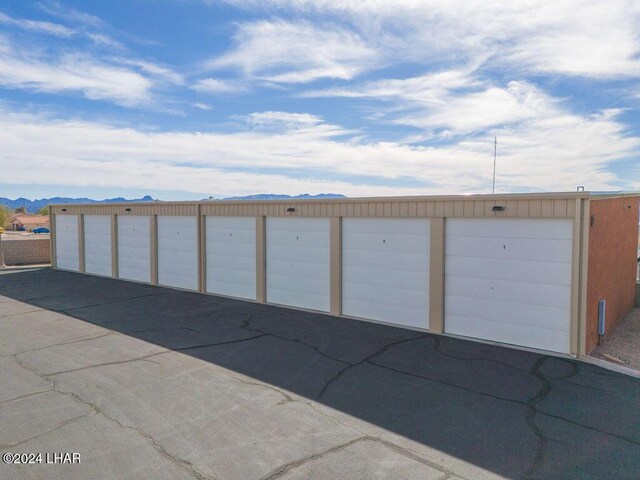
[10,214,50,225]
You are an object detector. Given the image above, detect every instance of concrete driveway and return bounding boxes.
[1,269,638,480]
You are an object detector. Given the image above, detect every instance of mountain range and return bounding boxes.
[0,194,345,213]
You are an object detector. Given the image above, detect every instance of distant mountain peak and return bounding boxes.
[0,195,156,213]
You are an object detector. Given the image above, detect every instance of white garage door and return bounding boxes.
[206,216,256,300]
[445,218,573,354]
[118,216,151,283]
[55,215,79,271]
[158,216,198,291]
[84,215,112,277]
[342,218,430,329]
[267,217,330,312]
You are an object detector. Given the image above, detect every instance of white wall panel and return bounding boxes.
[55,215,79,271]
[83,215,112,277]
[118,216,151,283]
[158,215,198,291]
[342,218,430,328]
[206,216,256,300]
[445,218,573,353]
[266,217,330,311]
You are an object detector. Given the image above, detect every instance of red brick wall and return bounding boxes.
[2,237,51,266]
[586,197,640,353]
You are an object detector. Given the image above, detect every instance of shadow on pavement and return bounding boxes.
[1,268,639,480]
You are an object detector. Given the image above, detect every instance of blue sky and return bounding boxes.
[1,1,639,200]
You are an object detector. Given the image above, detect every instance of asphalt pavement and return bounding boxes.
[1,269,638,480]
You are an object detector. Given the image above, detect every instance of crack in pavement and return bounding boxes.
[45,351,171,376]
[174,333,269,352]
[49,293,162,314]
[260,435,464,480]
[0,308,44,319]
[429,334,537,375]
[0,413,92,449]
[369,358,531,407]
[522,357,553,480]
[236,313,354,366]
[0,389,52,407]
[60,293,165,313]
[6,332,115,358]
[316,334,431,400]
[37,332,275,377]
[259,436,367,480]
[9,354,216,480]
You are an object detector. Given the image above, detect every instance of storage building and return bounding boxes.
[49,192,640,358]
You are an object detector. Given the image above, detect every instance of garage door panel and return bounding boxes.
[342,218,429,328]
[268,257,329,277]
[446,314,569,354]
[209,228,255,245]
[344,265,428,289]
[345,299,428,329]
[445,295,569,332]
[118,216,151,283]
[267,245,329,262]
[84,215,112,277]
[446,236,572,263]
[158,216,198,291]
[207,252,255,270]
[208,267,254,285]
[344,232,430,254]
[345,282,428,309]
[206,217,256,300]
[445,218,573,354]
[344,250,429,273]
[446,218,573,239]
[267,289,329,311]
[267,234,328,248]
[266,218,330,311]
[55,215,79,271]
[446,256,571,286]
[345,219,428,234]
[446,276,571,309]
[268,273,329,294]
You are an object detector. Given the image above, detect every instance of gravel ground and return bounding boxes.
[592,307,640,372]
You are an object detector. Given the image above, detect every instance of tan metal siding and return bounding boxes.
[49,191,633,359]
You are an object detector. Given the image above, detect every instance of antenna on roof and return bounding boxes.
[492,136,497,194]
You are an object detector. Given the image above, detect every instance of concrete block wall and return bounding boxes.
[2,237,51,265]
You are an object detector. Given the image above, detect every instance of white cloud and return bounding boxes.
[304,66,561,137]
[0,39,153,106]
[221,1,640,79]
[247,111,322,127]
[0,105,636,197]
[114,58,184,85]
[394,81,559,135]
[0,10,124,49]
[37,1,105,28]
[192,78,245,94]
[206,19,380,83]
[244,111,354,138]
[0,11,74,37]
[302,67,479,103]
[192,102,213,110]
